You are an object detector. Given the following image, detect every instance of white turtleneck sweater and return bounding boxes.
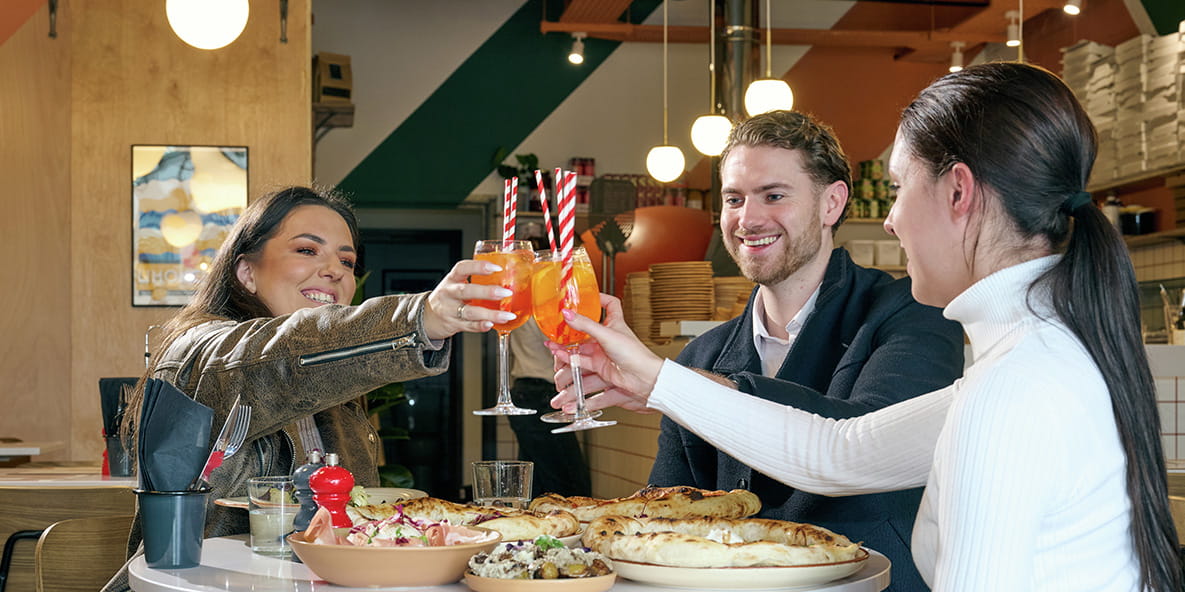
[648,256,1139,591]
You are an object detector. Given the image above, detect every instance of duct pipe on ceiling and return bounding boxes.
[721,0,760,123]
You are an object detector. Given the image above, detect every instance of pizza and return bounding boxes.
[347,496,580,542]
[581,515,863,568]
[529,486,761,522]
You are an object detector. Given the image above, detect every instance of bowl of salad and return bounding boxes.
[289,506,501,587]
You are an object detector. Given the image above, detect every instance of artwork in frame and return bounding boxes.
[132,145,248,306]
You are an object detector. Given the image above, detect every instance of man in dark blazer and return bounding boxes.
[648,111,965,592]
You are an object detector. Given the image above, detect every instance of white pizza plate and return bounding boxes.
[610,548,870,590]
[214,487,428,510]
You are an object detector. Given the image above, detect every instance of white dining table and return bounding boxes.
[129,535,891,592]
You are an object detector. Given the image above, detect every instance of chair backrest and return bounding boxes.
[34,515,135,592]
[0,487,135,592]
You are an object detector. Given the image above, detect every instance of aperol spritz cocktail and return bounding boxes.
[532,248,616,432]
[471,239,536,416]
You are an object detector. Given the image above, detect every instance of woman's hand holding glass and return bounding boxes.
[546,294,665,415]
[423,258,517,341]
[470,240,537,415]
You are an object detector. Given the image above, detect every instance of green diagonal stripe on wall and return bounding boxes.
[338,0,660,209]
[1141,0,1184,35]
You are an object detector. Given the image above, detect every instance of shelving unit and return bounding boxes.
[1087,163,1185,194]
[1123,227,1185,248]
[312,102,354,144]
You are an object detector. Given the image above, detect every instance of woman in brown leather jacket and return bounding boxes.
[107,186,509,590]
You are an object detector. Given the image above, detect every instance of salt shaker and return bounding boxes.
[309,452,354,528]
[291,450,324,532]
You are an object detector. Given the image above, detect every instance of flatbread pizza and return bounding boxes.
[529,486,761,522]
[581,515,862,568]
[347,496,580,542]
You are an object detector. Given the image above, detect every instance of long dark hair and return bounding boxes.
[899,62,1181,592]
[121,186,360,438]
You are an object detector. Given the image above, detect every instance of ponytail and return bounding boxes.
[1041,203,1183,592]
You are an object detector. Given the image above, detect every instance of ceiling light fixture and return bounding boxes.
[1063,0,1082,15]
[1005,10,1021,48]
[690,1,731,156]
[646,0,685,183]
[568,33,586,65]
[166,0,249,50]
[949,41,965,73]
[744,0,794,117]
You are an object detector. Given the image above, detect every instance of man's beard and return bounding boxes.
[725,216,823,287]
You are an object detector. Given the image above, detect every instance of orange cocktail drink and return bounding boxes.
[471,239,537,416]
[470,247,534,334]
[532,247,615,431]
[531,249,600,346]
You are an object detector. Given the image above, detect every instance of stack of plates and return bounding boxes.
[649,261,715,344]
[622,272,653,344]
[713,277,755,320]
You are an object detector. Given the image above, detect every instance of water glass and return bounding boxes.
[471,460,533,508]
[247,476,297,557]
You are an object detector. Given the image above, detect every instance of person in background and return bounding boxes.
[106,186,509,591]
[645,110,964,592]
[551,63,1181,591]
[507,316,592,497]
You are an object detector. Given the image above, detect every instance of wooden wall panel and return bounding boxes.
[0,0,311,460]
[586,408,661,498]
[0,2,72,451]
[67,0,312,461]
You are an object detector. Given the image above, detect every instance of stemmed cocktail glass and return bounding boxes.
[471,240,537,416]
[532,247,617,432]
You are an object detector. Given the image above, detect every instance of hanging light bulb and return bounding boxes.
[1005,10,1021,47]
[691,115,732,156]
[949,41,965,73]
[690,0,731,156]
[1063,0,1082,15]
[646,1,685,182]
[744,0,794,117]
[166,0,249,50]
[647,146,687,183]
[568,33,586,65]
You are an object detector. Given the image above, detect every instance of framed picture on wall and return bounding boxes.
[131,145,248,306]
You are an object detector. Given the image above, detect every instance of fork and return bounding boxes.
[189,400,252,490]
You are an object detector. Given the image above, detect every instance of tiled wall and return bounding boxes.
[1131,241,1185,282]
[1138,241,1185,463]
[493,407,662,500]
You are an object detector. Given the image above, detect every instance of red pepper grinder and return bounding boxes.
[308,452,354,528]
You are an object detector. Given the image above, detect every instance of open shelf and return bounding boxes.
[1124,227,1185,249]
[1088,163,1185,195]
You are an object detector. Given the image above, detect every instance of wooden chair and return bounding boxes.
[34,515,134,592]
[0,488,134,592]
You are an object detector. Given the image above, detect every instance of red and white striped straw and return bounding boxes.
[558,170,577,298]
[535,169,557,253]
[554,167,562,209]
[503,179,517,243]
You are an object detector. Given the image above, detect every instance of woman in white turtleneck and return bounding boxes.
[549,63,1181,592]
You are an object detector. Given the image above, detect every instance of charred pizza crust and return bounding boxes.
[581,515,862,568]
[348,496,580,542]
[529,486,761,522]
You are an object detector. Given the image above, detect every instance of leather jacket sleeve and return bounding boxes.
[155,291,450,439]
